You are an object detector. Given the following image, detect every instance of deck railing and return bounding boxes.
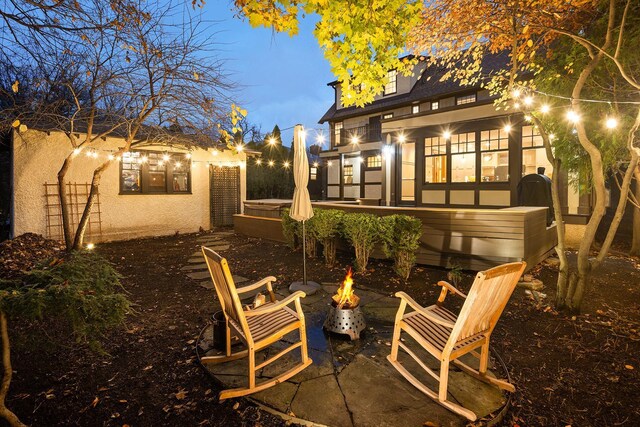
[334,123,381,147]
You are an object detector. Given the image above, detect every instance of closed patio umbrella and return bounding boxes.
[289,124,320,294]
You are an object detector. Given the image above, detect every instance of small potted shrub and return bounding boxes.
[380,214,423,280]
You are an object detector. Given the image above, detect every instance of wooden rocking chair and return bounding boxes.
[200,247,312,401]
[387,261,526,421]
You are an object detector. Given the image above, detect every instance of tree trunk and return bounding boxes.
[631,168,640,256]
[0,313,26,427]
[72,160,111,250]
[323,238,336,266]
[57,154,75,251]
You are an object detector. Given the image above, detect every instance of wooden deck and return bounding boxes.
[235,201,557,271]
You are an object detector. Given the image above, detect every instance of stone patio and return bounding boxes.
[197,280,510,426]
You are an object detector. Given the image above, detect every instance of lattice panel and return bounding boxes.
[44,182,103,242]
[210,166,240,227]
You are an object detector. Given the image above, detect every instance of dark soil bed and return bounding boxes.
[4,230,640,426]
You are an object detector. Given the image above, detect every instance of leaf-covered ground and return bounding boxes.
[4,230,640,426]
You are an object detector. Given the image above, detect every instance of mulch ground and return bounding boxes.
[3,230,640,427]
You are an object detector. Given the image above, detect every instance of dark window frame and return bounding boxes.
[382,112,394,120]
[431,101,440,110]
[119,150,192,195]
[365,154,382,169]
[343,164,354,184]
[412,105,420,114]
[424,136,448,184]
[456,93,477,106]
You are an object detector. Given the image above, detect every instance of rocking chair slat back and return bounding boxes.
[447,262,525,348]
[202,247,244,326]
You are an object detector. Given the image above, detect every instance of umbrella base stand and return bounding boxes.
[289,281,321,296]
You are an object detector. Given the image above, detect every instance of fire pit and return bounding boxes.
[323,269,366,340]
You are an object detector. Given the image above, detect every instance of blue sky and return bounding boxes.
[203,4,335,146]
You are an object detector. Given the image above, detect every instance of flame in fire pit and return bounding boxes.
[332,268,360,309]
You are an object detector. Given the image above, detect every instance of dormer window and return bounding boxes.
[456,93,477,105]
[384,70,397,95]
[382,113,394,120]
[412,105,420,114]
[431,101,439,110]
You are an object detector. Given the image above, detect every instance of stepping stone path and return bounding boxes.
[183,231,238,290]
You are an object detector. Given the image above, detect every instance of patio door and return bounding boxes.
[210,165,240,227]
[398,141,416,204]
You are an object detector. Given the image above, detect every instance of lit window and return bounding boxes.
[480,129,509,182]
[450,132,476,183]
[334,122,343,146]
[412,105,420,114]
[456,93,477,105]
[366,155,382,168]
[310,166,317,181]
[382,113,394,120]
[384,70,397,95]
[424,136,447,183]
[343,164,354,184]
[120,151,191,194]
[431,101,439,110]
[522,125,553,178]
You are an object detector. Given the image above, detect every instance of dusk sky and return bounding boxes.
[204,4,335,146]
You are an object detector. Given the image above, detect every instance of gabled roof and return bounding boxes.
[318,51,510,124]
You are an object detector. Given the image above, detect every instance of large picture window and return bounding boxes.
[522,125,553,178]
[120,151,191,194]
[480,129,509,182]
[450,132,476,183]
[424,136,447,183]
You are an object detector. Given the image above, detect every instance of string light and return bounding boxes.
[443,130,451,140]
[549,133,556,141]
[540,104,550,114]
[523,96,534,106]
[73,147,81,156]
[108,154,114,160]
[397,133,406,143]
[605,117,618,129]
[268,160,275,167]
[503,124,512,133]
[566,110,581,123]
[313,162,319,167]
[163,153,170,162]
[316,134,325,144]
[185,152,192,159]
[236,144,244,152]
[350,135,359,145]
[327,160,333,167]
[256,159,262,165]
[140,155,148,163]
[268,137,277,146]
[524,115,532,122]
[211,150,219,156]
[158,160,164,166]
[175,161,182,168]
[283,161,290,168]
[512,88,521,98]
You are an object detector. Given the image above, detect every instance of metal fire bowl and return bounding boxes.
[323,305,366,340]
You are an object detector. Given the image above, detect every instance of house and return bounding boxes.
[317,53,591,225]
[3,127,248,244]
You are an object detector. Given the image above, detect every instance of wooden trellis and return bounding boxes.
[44,183,103,242]
[209,166,240,227]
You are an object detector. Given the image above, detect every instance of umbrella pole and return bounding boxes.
[302,220,307,286]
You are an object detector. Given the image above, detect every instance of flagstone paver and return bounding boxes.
[291,374,353,427]
[187,271,211,280]
[180,263,208,271]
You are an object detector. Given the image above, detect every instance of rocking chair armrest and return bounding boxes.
[237,276,277,294]
[394,291,427,314]
[244,291,306,317]
[437,280,467,303]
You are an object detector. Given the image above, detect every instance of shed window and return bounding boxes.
[120,151,191,194]
[456,93,477,105]
[412,105,420,114]
[382,113,394,120]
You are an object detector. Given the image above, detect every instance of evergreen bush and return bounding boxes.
[312,208,345,266]
[281,208,301,250]
[341,212,380,272]
[380,214,423,280]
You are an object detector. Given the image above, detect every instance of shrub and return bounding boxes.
[0,251,132,348]
[380,215,423,280]
[302,214,318,259]
[341,212,380,272]
[312,209,345,266]
[281,208,301,250]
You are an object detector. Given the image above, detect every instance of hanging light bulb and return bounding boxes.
[175,161,182,168]
[605,117,618,129]
[549,133,556,141]
[397,133,406,143]
[158,160,164,167]
[185,152,192,159]
[268,137,277,146]
[163,153,170,162]
[211,149,219,156]
[236,144,244,152]
[283,161,290,168]
[268,160,275,167]
[524,115,532,122]
[512,88,521,98]
[503,124,512,133]
[316,134,325,144]
[523,96,534,106]
[442,130,451,140]
[540,104,550,114]
[108,154,115,160]
[313,162,319,167]
[140,155,148,163]
[73,147,81,156]
[566,110,580,123]
[350,135,359,145]
[256,159,262,165]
